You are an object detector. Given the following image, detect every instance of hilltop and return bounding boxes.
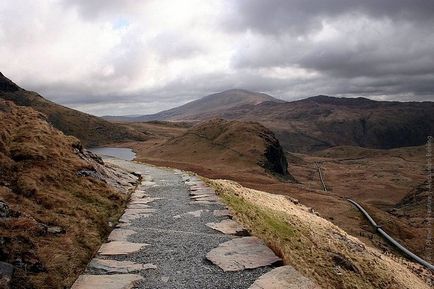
[0,72,147,147]
[104,89,284,122]
[128,119,296,183]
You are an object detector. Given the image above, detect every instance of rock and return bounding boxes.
[47,226,65,234]
[0,262,14,289]
[0,201,10,218]
[98,241,148,255]
[213,209,232,217]
[206,219,248,236]
[89,259,155,273]
[191,194,219,202]
[127,203,150,209]
[71,274,143,289]
[108,229,136,241]
[248,266,321,289]
[206,237,282,272]
[330,253,361,274]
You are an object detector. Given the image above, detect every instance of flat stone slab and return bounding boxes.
[213,209,232,217]
[89,259,156,273]
[191,194,219,202]
[124,208,156,215]
[108,229,136,241]
[127,203,150,209]
[98,241,148,255]
[248,266,321,289]
[206,219,248,235]
[140,181,157,187]
[130,197,161,204]
[206,237,281,272]
[119,213,150,224]
[71,274,142,289]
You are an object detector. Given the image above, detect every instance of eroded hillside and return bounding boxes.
[0,100,137,288]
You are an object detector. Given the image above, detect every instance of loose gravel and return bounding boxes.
[86,158,275,289]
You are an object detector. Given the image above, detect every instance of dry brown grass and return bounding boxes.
[118,120,432,273]
[209,179,431,289]
[0,100,129,288]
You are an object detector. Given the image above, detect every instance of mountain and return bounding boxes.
[0,72,147,147]
[120,90,434,152]
[0,100,136,288]
[231,95,434,152]
[103,89,284,122]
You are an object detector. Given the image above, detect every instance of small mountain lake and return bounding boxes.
[88,147,136,161]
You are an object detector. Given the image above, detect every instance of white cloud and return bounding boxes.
[0,0,433,116]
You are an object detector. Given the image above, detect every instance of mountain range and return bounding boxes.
[105,89,434,152]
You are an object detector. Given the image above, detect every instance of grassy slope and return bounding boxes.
[0,100,131,288]
[130,119,294,181]
[0,72,147,147]
[119,121,431,261]
[209,179,431,289]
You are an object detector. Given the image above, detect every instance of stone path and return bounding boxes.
[71,157,317,289]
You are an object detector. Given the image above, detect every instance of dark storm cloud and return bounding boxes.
[1,0,433,117]
[225,0,434,103]
[226,0,434,35]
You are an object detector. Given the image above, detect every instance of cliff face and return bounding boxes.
[0,100,136,289]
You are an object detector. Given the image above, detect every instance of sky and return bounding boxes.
[1,0,434,116]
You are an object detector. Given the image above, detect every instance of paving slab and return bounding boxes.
[248,266,321,289]
[206,219,248,235]
[98,241,148,255]
[108,229,136,241]
[89,259,156,273]
[213,209,232,217]
[71,274,142,289]
[206,237,282,272]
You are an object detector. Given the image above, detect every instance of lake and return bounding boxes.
[88,147,136,161]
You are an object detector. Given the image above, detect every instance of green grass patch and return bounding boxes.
[220,191,295,240]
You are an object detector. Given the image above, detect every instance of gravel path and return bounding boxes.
[73,158,278,289]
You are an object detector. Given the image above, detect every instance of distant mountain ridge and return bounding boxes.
[0,72,147,147]
[106,89,434,152]
[103,89,284,122]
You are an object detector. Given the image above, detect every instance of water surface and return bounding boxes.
[88,147,136,161]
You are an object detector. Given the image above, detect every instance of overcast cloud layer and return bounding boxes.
[1,0,433,115]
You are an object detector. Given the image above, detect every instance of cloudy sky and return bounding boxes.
[1,0,434,115]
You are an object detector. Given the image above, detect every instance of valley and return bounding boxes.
[1,73,432,288]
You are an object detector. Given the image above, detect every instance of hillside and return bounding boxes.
[129,119,295,182]
[0,100,137,288]
[104,89,284,122]
[0,72,147,147]
[209,179,430,289]
[116,90,434,152]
